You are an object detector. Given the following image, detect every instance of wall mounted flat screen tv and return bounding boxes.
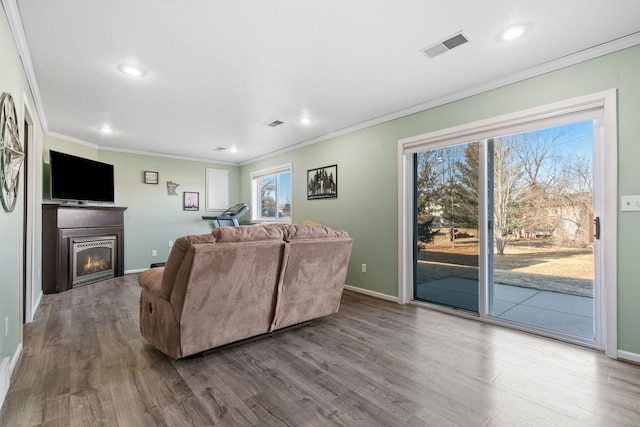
[49,150,115,203]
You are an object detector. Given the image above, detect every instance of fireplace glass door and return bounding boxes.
[71,237,116,287]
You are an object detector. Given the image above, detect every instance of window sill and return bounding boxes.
[251,219,292,225]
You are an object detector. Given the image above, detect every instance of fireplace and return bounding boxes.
[42,204,127,293]
[71,236,116,287]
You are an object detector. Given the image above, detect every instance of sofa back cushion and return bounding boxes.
[160,233,216,298]
[212,224,284,243]
[281,223,349,240]
[270,226,352,330]
[176,239,286,356]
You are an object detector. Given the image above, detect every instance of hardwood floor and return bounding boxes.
[2,274,640,426]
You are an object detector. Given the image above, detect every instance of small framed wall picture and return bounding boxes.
[144,171,159,184]
[183,191,199,211]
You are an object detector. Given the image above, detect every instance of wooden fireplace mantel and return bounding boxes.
[42,204,127,294]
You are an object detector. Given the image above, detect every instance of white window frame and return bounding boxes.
[250,163,292,223]
[397,90,618,358]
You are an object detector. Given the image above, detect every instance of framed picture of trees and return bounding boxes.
[307,165,337,200]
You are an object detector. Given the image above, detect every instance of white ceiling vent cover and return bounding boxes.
[421,31,470,58]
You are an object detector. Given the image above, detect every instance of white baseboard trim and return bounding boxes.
[0,343,22,412]
[30,291,43,323]
[0,357,9,411]
[618,350,640,364]
[344,285,399,303]
[10,343,22,374]
[125,269,147,274]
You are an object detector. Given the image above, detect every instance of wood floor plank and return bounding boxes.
[2,275,640,426]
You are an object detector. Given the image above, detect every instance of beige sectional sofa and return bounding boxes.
[138,223,352,359]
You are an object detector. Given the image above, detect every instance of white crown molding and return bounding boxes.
[98,145,238,166]
[45,132,237,165]
[46,131,99,149]
[2,0,49,132]
[240,31,640,166]
[5,0,639,167]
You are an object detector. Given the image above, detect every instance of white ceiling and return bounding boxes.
[9,0,640,165]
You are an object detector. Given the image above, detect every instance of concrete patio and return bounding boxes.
[416,278,594,339]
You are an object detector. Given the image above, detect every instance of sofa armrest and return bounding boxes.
[138,267,170,300]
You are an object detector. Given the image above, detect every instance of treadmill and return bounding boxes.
[202,203,249,227]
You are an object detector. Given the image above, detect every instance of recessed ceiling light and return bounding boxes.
[98,126,114,134]
[497,23,532,42]
[229,147,238,153]
[298,117,313,125]
[117,63,146,77]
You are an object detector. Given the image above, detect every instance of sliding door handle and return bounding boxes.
[594,216,600,240]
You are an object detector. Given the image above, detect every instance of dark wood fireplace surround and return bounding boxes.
[42,204,127,294]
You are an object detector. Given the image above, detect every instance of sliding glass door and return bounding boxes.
[413,120,597,341]
[487,122,595,338]
[413,143,479,313]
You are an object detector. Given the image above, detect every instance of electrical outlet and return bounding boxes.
[4,317,8,338]
[152,250,157,257]
[169,240,174,247]
[361,264,367,273]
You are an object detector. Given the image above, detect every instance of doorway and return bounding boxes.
[400,91,617,353]
[484,122,595,339]
[22,99,35,324]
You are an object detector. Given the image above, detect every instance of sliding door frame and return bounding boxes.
[397,90,618,358]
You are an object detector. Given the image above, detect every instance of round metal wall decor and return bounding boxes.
[0,92,24,213]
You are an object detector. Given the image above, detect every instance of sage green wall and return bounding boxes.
[96,151,240,270]
[240,126,399,296]
[0,4,44,372]
[39,139,241,271]
[44,136,97,159]
[241,44,640,354]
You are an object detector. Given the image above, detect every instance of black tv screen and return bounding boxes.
[50,150,115,203]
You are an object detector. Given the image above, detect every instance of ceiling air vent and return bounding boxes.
[265,120,285,128]
[420,31,470,58]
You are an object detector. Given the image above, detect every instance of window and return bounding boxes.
[251,163,292,222]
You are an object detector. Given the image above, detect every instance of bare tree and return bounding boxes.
[514,129,562,185]
[513,128,563,238]
[260,176,276,217]
[492,137,525,255]
[552,156,593,246]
